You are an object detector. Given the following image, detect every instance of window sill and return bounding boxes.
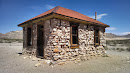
[95,43,100,47]
[70,45,79,49]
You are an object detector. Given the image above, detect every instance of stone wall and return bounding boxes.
[78,24,106,60]
[22,18,106,62]
[23,27,26,49]
[22,24,37,56]
[44,19,71,61]
[78,24,96,59]
[32,23,38,56]
[43,19,51,59]
[96,27,106,56]
[22,27,27,54]
[99,27,106,46]
[43,18,106,62]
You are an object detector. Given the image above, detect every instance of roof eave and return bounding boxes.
[18,12,55,27]
[18,12,109,27]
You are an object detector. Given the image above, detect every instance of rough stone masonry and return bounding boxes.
[22,18,106,62]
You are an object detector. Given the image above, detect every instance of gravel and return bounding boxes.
[0,43,130,73]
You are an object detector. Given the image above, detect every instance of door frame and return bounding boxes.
[37,25,44,58]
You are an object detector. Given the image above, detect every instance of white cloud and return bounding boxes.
[45,4,55,10]
[120,32,130,35]
[90,13,107,20]
[106,27,117,30]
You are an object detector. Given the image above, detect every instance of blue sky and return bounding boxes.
[1,0,130,35]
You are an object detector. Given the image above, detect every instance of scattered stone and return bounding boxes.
[58,62,65,65]
[126,57,130,60]
[102,54,109,57]
[17,53,22,56]
[32,57,36,61]
[37,59,43,61]
[23,56,27,59]
[35,63,41,67]
[45,60,51,64]
[17,54,21,56]
[29,56,32,59]
[78,63,81,65]
[51,65,54,68]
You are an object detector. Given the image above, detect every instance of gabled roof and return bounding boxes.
[18,6,109,27]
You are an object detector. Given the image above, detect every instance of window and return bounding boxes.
[70,22,79,48]
[94,28,100,46]
[86,25,88,29]
[27,27,32,46]
[72,26,78,44]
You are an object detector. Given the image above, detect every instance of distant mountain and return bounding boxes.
[0,30,23,39]
[105,33,118,38]
[0,30,129,39]
[0,33,2,36]
[106,33,130,38]
[122,34,130,38]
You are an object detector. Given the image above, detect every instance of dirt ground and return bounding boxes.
[0,43,130,73]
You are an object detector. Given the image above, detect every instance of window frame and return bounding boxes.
[94,27,100,46]
[27,27,33,46]
[70,22,79,48]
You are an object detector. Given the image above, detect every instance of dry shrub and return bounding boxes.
[104,46,108,50]
[117,48,125,52]
[126,47,130,52]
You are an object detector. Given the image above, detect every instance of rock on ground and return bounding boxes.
[0,43,130,73]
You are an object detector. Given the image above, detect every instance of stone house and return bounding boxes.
[18,6,109,61]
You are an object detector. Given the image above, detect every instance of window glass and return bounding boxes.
[95,29,99,44]
[96,37,98,43]
[72,36,77,44]
[72,26,78,44]
[72,27,77,34]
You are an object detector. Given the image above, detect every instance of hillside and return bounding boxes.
[0,31,130,40]
[0,30,23,39]
[105,33,130,38]
[105,33,117,38]
[0,33,2,36]
[121,34,130,38]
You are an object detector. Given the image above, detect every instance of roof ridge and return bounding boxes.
[55,6,107,25]
[52,6,60,13]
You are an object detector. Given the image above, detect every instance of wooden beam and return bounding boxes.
[19,14,54,27]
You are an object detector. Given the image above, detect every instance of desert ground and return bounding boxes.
[0,43,130,73]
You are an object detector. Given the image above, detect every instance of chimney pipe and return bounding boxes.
[95,12,97,20]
